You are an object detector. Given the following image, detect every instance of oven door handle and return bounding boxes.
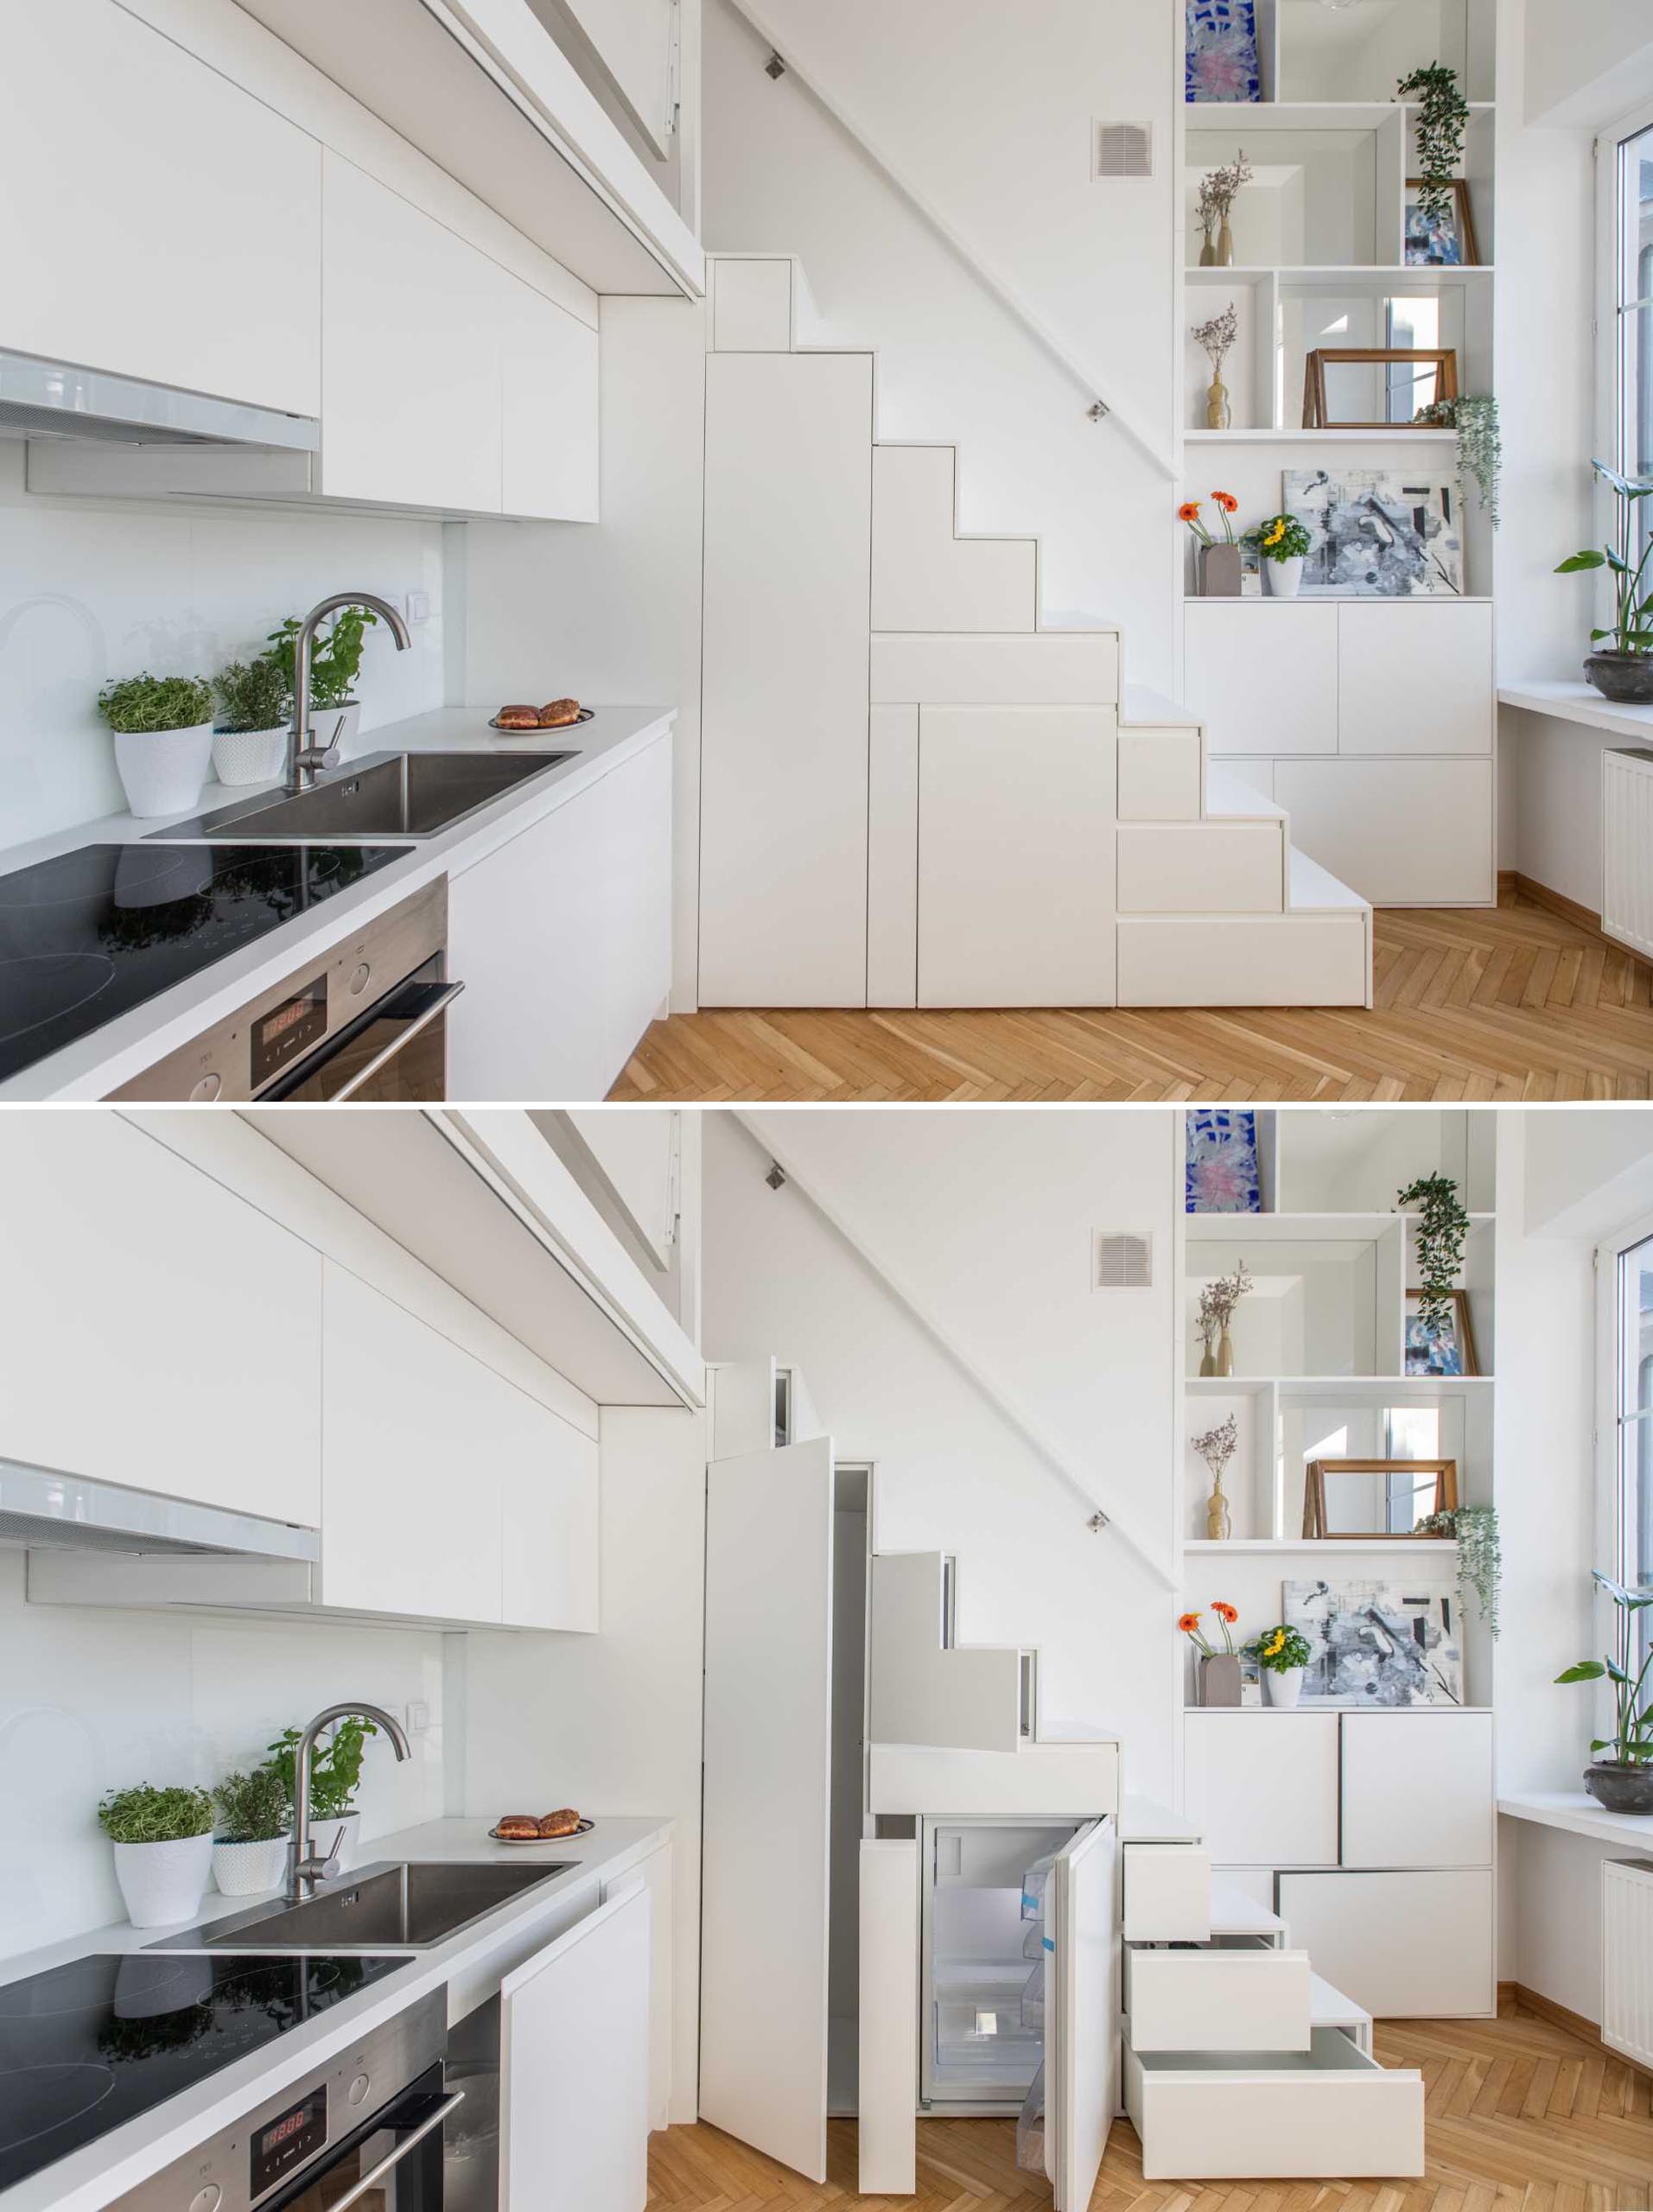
[327,980,465,1102]
[325,2088,465,2212]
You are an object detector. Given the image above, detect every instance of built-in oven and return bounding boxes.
[111,880,463,1103]
[114,1989,458,2212]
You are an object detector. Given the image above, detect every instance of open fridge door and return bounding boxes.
[1046,1817,1120,2211]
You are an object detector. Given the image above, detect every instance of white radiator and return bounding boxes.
[1602,1858,1653,2069]
[1602,747,1653,960]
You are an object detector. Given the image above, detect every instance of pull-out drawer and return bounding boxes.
[1123,2030,1424,2181]
[1124,1942,1311,2053]
[1122,1843,1211,1941]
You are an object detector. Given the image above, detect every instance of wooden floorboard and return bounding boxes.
[645,2000,1653,2209]
[612,892,1653,1102]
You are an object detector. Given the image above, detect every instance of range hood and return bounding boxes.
[0,1459,320,1562]
[0,352,320,451]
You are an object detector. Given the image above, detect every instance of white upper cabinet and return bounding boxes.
[1185,604,1338,757]
[1337,604,1494,756]
[0,1116,321,1526]
[1339,1712,1494,1869]
[2,0,321,416]
[1182,1713,1340,1866]
[500,270,601,521]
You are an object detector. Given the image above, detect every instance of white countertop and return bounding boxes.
[1498,1789,1653,1849]
[0,1815,671,2212]
[1500,678,1653,741]
[0,704,674,1101]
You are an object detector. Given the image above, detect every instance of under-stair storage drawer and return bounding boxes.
[1273,759,1494,905]
[1118,730,1202,820]
[1124,1944,1311,2053]
[1122,1845,1212,1940]
[1123,2031,1424,2181]
[1276,1870,1495,2018]
[1184,603,1339,757]
[1116,821,1285,913]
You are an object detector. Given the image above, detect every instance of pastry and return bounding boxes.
[494,1814,542,1840]
[495,704,541,731]
[537,1808,582,1838]
[537,699,582,728]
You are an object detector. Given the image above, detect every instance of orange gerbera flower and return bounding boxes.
[1212,1600,1238,1623]
[1177,500,1202,524]
[1177,1611,1201,1634]
[1213,491,1238,512]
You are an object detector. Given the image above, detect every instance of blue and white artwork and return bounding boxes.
[1185,1109,1262,1214]
[1186,0,1262,104]
[1285,1579,1464,1707]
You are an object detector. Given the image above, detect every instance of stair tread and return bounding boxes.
[1209,1882,1286,1936]
[1203,767,1287,821]
[1289,842,1371,914]
[1310,1971,1373,2027]
[1122,683,1202,728]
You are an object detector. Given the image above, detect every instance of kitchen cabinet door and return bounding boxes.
[500,1417,599,1633]
[0,1113,320,1525]
[1340,1712,1493,1868]
[1276,1870,1495,2017]
[501,1883,652,2211]
[320,150,502,513]
[1338,603,1494,755]
[1183,604,1338,757]
[601,1843,674,2133]
[1182,1713,1339,1866]
[2,0,321,416]
[501,274,600,521]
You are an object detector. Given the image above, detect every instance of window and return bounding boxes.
[1600,1225,1653,1676]
[1605,112,1653,556]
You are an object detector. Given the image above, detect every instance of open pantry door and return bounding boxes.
[1046,1817,1120,2211]
[700,1436,835,2183]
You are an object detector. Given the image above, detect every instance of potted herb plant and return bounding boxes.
[1555,1572,1653,1814]
[1244,1622,1313,1708]
[95,674,215,818]
[212,1766,291,1896]
[1180,1603,1243,1707]
[212,654,292,788]
[268,605,379,753]
[1556,460,1653,703]
[97,1783,214,1927]
[267,1713,380,1870]
[1246,512,1312,599]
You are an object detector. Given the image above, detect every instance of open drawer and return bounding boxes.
[1124,1942,1311,2053]
[1123,2030,1424,2181]
[1122,1843,1211,1941]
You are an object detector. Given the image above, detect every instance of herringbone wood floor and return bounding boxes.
[612,889,1653,1102]
[646,1999,1653,2210]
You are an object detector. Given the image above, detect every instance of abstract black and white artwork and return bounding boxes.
[1283,1578,1464,1707]
[1283,467,1464,598]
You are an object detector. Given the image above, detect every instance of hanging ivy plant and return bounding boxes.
[1397,64,1470,228]
[1415,394,1502,530]
[1415,1503,1502,1638]
[1397,1172,1471,1336]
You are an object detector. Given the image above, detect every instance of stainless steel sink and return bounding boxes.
[155,1860,573,1952]
[150,749,579,842]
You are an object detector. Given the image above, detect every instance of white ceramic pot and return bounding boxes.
[1262,1665,1307,1709]
[212,723,289,788]
[212,1836,289,1897]
[111,1833,213,1928]
[112,722,215,818]
[1263,555,1304,600]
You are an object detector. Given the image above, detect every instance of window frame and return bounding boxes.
[1593,1207,1653,1709]
[1597,99,1653,550]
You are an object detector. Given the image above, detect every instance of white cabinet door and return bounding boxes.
[1182,1714,1339,1866]
[501,1884,651,2212]
[320,150,502,512]
[1184,605,1338,756]
[2,0,321,416]
[501,274,600,521]
[0,1115,321,1524]
[1276,1870,1495,2017]
[918,707,1117,1006]
[601,1844,674,2133]
[500,1417,600,1634]
[858,1838,919,2194]
[594,739,674,1084]
[1122,1844,1212,1941]
[700,1439,836,2183]
[1048,1820,1120,2212]
[1340,1712,1493,1867]
[1338,603,1494,755]
[1274,760,1494,904]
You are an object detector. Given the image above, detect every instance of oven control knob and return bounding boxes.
[188,2186,221,2212]
[188,1072,222,1103]
[348,963,372,996]
[348,2073,372,2107]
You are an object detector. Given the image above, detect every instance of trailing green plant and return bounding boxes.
[1556,460,1653,657]
[1396,64,1470,228]
[1415,394,1502,529]
[267,605,378,708]
[213,653,292,734]
[95,674,214,735]
[1396,1171,1471,1337]
[1554,1571,1653,1765]
[1243,1623,1312,1674]
[213,1765,291,1844]
[266,1714,379,1821]
[1415,1503,1502,1637]
[96,1783,213,1845]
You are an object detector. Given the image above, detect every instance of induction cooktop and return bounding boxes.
[0,1951,410,2193]
[0,842,410,1085]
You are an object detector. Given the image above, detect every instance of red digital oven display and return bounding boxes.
[251,2088,327,2196]
[250,975,327,1088]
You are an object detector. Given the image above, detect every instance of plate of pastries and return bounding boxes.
[489,1808,593,1842]
[489,699,593,732]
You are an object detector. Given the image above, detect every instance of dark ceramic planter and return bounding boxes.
[1583,1760,1653,1815]
[1584,652,1653,705]
[1199,543,1242,598]
[1197,1653,1242,1707]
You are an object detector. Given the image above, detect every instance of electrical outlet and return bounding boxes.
[405,1700,431,1736]
[404,590,431,625]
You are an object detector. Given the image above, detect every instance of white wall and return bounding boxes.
[1525,0,1653,127]
[0,444,446,850]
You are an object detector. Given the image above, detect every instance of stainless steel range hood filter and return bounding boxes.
[0,352,320,450]
[0,1460,319,1560]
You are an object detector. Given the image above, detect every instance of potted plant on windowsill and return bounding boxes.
[212,653,292,788]
[1245,1622,1312,1708]
[1556,461,1653,704]
[267,1713,380,1870]
[95,674,215,818]
[268,604,379,756]
[1555,1572,1653,1815]
[212,1766,291,1896]
[97,1783,215,1927]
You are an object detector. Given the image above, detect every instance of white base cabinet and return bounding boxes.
[1181,1713,1340,1867]
[1278,1870,1496,2019]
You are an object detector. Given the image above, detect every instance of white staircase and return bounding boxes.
[698,252,1372,1012]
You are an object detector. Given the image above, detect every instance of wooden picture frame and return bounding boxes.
[1405,1287,1480,1378]
[1302,347,1459,430]
[1302,1458,1459,1541]
[1404,178,1480,268]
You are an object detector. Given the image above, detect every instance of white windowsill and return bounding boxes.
[1498,1789,1653,1848]
[1500,680,1653,741]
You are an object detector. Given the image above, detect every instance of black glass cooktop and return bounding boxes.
[0,842,410,1085]
[0,1951,409,2192]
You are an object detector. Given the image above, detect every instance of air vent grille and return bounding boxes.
[1095,1230,1154,1289]
[1094,121,1153,179]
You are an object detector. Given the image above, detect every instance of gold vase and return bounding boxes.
[1217,217,1234,267]
[1217,1325,1234,1377]
[1205,373,1230,431]
[1199,223,1216,268]
[1205,1474,1232,1541]
[1199,1334,1217,1377]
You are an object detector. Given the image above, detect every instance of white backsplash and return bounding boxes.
[0,443,448,852]
[0,1549,447,1962]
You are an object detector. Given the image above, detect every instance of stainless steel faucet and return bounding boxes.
[285,1701,411,1902]
[285,592,412,795]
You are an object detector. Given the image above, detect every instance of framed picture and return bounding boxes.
[1186,0,1261,104]
[1185,1108,1262,1213]
[1284,1578,1465,1707]
[1283,467,1464,598]
[1303,347,1459,431]
[1404,180,1480,268]
[1302,1457,1459,1540]
[1404,1289,1479,1377]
